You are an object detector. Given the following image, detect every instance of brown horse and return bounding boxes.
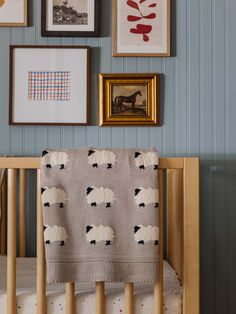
[114,90,142,113]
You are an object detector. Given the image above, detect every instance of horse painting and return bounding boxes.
[114,90,142,113]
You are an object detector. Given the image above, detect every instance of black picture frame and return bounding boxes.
[9,45,90,126]
[41,0,99,37]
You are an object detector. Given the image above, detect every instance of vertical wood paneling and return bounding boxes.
[0,0,235,313]
[226,1,236,313]
[213,1,227,313]
[187,0,201,155]
[175,0,188,155]
[199,0,215,312]
[0,28,10,155]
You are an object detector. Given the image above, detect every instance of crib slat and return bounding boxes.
[37,169,46,314]
[7,169,17,314]
[125,283,135,314]
[166,169,183,283]
[19,169,26,257]
[154,169,163,314]
[183,158,200,314]
[66,282,75,314]
[96,282,105,314]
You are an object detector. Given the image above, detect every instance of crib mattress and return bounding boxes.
[0,257,182,314]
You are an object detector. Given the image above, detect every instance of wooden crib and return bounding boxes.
[0,157,199,314]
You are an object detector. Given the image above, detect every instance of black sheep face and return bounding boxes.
[42,150,49,157]
[134,226,141,233]
[88,150,95,156]
[87,187,93,195]
[41,188,46,194]
[86,225,93,233]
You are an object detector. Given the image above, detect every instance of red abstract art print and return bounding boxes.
[127,0,158,42]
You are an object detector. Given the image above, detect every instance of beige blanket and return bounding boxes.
[41,148,160,283]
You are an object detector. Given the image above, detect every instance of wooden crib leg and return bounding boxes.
[154,169,164,314]
[66,282,75,314]
[19,169,26,257]
[125,283,135,314]
[96,282,105,314]
[7,169,17,314]
[37,169,46,314]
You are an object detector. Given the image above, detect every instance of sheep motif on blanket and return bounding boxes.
[135,151,158,170]
[86,186,115,208]
[41,186,67,208]
[134,225,159,245]
[86,225,115,246]
[42,150,69,170]
[88,149,116,169]
[44,225,68,246]
[41,147,159,284]
[134,187,159,208]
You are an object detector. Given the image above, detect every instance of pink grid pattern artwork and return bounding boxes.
[28,71,71,101]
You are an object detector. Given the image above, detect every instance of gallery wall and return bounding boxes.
[0,0,236,313]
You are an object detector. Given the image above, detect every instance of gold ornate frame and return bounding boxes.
[99,73,159,126]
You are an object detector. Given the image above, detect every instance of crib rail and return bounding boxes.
[0,156,199,314]
[0,169,6,255]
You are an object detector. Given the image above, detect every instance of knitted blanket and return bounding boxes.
[41,148,160,283]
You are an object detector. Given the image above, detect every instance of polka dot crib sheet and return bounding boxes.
[0,257,182,314]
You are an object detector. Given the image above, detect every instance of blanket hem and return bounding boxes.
[47,261,160,284]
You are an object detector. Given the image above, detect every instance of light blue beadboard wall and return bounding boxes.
[0,0,236,313]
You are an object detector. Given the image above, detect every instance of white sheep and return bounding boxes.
[88,149,116,169]
[134,151,159,170]
[44,225,68,246]
[41,186,67,208]
[42,150,69,170]
[134,225,159,245]
[134,187,159,208]
[86,225,115,246]
[86,186,115,208]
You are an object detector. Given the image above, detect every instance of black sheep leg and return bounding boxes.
[139,203,145,207]
[138,240,145,245]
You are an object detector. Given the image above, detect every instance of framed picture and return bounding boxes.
[99,73,159,126]
[41,0,99,37]
[0,0,27,26]
[112,0,170,57]
[9,45,89,126]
